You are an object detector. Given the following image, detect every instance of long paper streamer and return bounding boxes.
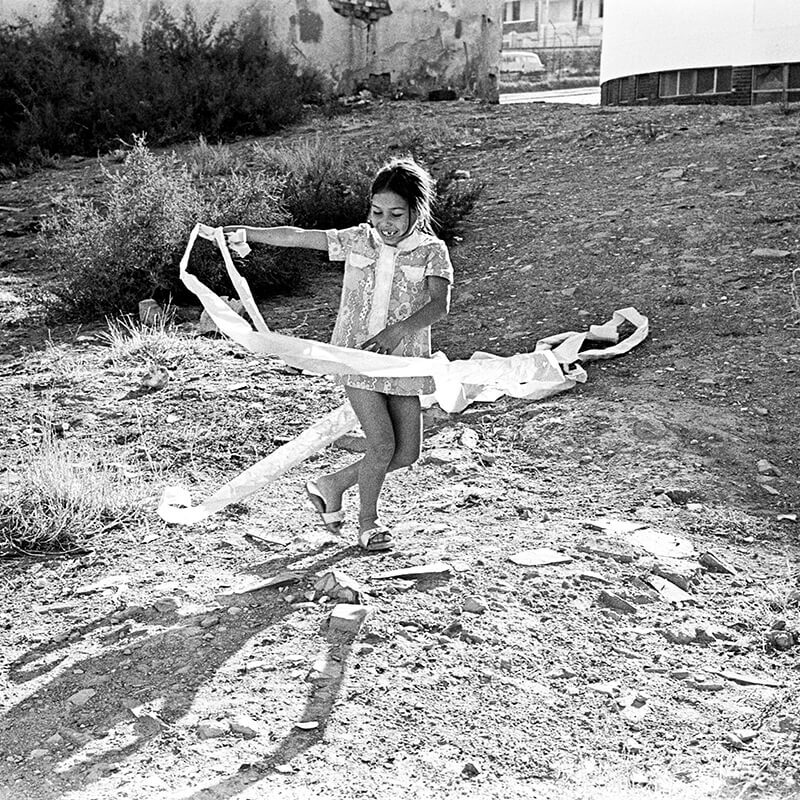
[157,225,649,524]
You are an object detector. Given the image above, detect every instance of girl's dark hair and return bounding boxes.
[370,157,436,234]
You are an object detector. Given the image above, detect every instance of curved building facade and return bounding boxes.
[600,0,800,106]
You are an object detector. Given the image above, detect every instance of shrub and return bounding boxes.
[0,434,147,556]
[42,137,204,317]
[0,7,329,166]
[252,136,374,229]
[432,171,484,244]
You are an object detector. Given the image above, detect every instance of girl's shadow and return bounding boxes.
[1,542,359,798]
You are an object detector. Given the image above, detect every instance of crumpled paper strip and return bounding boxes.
[157,224,649,525]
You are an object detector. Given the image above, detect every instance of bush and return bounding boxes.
[41,137,291,316]
[40,135,483,320]
[252,136,374,229]
[0,7,329,166]
[0,434,147,556]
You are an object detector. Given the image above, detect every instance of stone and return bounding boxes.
[734,728,759,742]
[546,666,577,679]
[699,552,736,575]
[462,596,488,614]
[198,720,229,739]
[650,559,701,591]
[313,570,365,604]
[226,571,304,594]
[751,248,791,259]
[295,720,319,731]
[576,542,636,563]
[67,689,96,707]
[138,299,163,326]
[588,681,620,697]
[461,762,480,778]
[617,692,649,722]
[509,548,572,567]
[139,364,170,391]
[199,614,219,628]
[328,604,371,634]
[686,678,725,692]
[153,595,180,613]
[583,518,649,536]
[628,529,694,559]
[28,749,49,759]
[373,563,451,580]
[644,575,694,605]
[230,714,259,739]
[421,448,462,465]
[757,459,782,476]
[623,737,643,754]
[597,590,638,615]
[718,669,782,688]
[766,630,796,651]
[307,656,343,684]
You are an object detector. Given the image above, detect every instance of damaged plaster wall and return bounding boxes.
[1,0,500,100]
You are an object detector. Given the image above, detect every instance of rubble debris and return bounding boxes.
[597,590,638,614]
[313,570,365,604]
[643,575,694,605]
[509,548,572,567]
[328,604,371,634]
[699,552,736,575]
[373,563,451,580]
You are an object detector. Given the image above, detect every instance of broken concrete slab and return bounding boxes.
[508,548,573,567]
[597,590,638,615]
[650,558,702,591]
[313,569,365,604]
[576,542,636,564]
[627,528,694,559]
[372,562,451,580]
[328,604,372,634]
[222,571,304,595]
[583,518,650,536]
[644,575,695,605]
[699,552,736,575]
[718,669,783,688]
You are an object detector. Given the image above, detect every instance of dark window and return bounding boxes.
[599,0,604,18]
[716,67,732,92]
[754,64,784,91]
[789,63,800,89]
[678,70,696,95]
[573,0,584,25]
[635,75,649,99]
[660,72,678,97]
[696,68,715,94]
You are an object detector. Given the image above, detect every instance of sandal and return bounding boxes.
[305,481,344,533]
[358,524,393,552]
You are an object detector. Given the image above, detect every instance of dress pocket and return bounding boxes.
[400,265,426,282]
[348,253,374,269]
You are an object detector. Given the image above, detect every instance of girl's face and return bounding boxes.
[369,190,416,246]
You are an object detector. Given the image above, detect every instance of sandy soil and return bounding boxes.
[0,99,799,800]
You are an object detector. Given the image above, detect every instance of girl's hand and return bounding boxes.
[360,322,408,355]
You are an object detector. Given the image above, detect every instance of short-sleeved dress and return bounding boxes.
[326,223,454,396]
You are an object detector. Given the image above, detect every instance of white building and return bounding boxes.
[600,0,800,105]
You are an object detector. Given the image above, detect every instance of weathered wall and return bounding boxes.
[1,0,501,100]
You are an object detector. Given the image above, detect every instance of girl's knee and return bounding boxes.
[366,439,396,469]
[391,444,420,469]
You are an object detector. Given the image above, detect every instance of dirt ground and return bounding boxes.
[0,99,799,800]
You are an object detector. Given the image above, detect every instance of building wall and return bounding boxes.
[600,0,800,83]
[502,0,603,49]
[1,0,501,100]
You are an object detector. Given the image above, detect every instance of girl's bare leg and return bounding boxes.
[314,387,422,533]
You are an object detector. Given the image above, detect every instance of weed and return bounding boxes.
[0,434,148,556]
[102,309,191,368]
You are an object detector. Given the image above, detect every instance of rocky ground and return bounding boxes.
[0,99,799,800]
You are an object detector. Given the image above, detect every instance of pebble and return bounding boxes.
[67,689,96,707]
[197,720,229,739]
[462,596,489,614]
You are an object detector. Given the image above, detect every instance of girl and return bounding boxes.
[223,157,453,552]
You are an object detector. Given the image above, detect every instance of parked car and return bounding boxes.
[500,50,546,79]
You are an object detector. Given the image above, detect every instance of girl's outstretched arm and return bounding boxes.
[221,225,328,251]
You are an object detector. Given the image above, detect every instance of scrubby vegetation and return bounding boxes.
[0,5,327,168]
[40,136,483,319]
